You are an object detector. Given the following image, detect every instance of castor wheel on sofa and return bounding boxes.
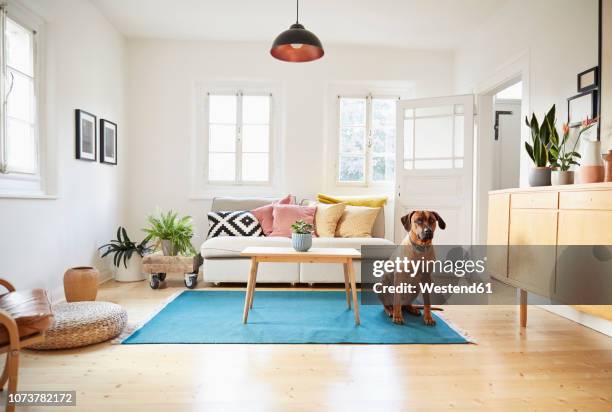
[150,274,161,289]
[158,273,167,282]
[184,273,198,289]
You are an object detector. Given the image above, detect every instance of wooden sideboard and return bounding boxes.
[487,182,612,326]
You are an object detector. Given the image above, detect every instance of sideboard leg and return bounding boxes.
[520,289,528,328]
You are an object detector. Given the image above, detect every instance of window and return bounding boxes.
[207,92,271,184]
[337,95,396,184]
[403,104,465,170]
[0,10,39,178]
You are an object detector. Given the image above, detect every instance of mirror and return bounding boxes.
[601,0,612,149]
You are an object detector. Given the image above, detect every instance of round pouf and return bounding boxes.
[29,301,127,350]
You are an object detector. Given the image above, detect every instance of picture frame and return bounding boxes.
[75,109,97,161]
[577,66,599,92]
[567,90,598,128]
[99,119,118,165]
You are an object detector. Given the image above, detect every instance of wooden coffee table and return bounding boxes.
[240,247,362,325]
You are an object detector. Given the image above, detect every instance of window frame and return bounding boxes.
[335,93,399,187]
[0,1,45,197]
[205,90,273,186]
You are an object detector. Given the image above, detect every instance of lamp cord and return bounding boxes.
[296,0,299,23]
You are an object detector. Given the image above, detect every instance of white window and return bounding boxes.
[207,92,271,184]
[337,95,397,185]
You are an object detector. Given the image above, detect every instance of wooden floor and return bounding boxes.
[3,279,612,411]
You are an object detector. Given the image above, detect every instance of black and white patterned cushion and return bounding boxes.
[207,211,264,239]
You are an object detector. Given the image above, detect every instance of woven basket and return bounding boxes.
[29,301,127,350]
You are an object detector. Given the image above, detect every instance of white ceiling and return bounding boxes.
[91,0,510,49]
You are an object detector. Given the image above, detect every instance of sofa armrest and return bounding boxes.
[0,279,16,293]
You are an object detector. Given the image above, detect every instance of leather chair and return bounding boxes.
[0,279,53,412]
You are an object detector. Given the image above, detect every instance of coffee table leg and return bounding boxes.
[243,257,258,324]
[346,258,360,325]
[249,260,258,309]
[342,262,351,309]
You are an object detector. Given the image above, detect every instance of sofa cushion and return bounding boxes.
[269,204,316,237]
[201,235,394,258]
[335,205,381,238]
[250,194,293,235]
[207,211,263,238]
[201,236,292,258]
[314,203,346,237]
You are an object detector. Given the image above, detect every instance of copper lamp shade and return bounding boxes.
[270,1,324,62]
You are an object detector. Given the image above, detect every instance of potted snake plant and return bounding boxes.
[525,105,556,186]
[291,220,314,252]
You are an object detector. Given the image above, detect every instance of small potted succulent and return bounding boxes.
[291,220,314,252]
[525,105,555,186]
[99,227,153,282]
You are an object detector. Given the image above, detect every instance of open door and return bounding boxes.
[395,95,475,244]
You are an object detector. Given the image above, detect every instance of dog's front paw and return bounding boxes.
[423,314,436,326]
[393,314,405,325]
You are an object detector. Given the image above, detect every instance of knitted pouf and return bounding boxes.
[29,301,127,350]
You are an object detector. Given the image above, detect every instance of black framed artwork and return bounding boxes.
[100,119,117,165]
[577,66,599,92]
[567,90,599,128]
[75,109,97,161]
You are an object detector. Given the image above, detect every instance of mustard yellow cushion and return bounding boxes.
[317,194,388,208]
[335,205,381,238]
[315,203,346,237]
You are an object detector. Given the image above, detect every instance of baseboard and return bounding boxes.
[539,305,612,337]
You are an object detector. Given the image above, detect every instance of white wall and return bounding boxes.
[125,40,454,242]
[0,0,126,299]
[454,0,599,186]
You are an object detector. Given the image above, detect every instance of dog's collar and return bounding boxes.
[409,238,432,253]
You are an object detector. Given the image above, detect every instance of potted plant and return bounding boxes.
[550,120,598,185]
[99,227,153,282]
[143,210,197,256]
[291,220,314,252]
[525,105,555,186]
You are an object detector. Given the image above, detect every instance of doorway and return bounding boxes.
[492,81,523,190]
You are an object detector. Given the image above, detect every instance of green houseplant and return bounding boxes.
[143,210,197,256]
[549,120,598,185]
[291,220,314,252]
[99,227,153,282]
[525,105,556,186]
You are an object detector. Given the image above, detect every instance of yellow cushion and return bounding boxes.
[315,203,346,237]
[317,194,388,208]
[335,205,381,238]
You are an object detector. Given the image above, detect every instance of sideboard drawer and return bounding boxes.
[559,190,612,210]
[511,192,558,209]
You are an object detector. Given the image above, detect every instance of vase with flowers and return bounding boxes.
[550,119,598,185]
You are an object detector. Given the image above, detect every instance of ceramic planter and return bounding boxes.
[292,233,312,252]
[551,170,574,185]
[161,239,177,256]
[579,139,604,183]
[115,254,145,282]
[64,266,99,302]
[528,167,551,187]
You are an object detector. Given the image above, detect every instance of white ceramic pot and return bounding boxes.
[115,255,145,282]
[579,139,604,183]
[551,170,574,185]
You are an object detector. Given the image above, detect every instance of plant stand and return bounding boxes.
[142,254,203,290]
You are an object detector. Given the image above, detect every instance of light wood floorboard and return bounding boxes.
[3,279,612,411]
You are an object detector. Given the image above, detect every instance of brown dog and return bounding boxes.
[379,211,446,326]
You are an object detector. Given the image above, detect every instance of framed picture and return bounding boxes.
[567,90,598,127]
[577,66,599,92]
[75,109,97,161]
[99,119,117,165]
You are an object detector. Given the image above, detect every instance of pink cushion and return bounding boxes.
[251,195,293,236]
[269,204,316,238]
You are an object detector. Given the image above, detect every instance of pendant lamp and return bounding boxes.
[270,0,324,62]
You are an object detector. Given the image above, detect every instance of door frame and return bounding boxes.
[473,51,531,244]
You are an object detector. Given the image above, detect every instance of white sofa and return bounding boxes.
[200,197,394,284]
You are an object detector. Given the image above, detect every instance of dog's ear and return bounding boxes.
[400,211,416,231]
[431,211,446,230]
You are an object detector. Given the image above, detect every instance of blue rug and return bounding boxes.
[122,291,469,344]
